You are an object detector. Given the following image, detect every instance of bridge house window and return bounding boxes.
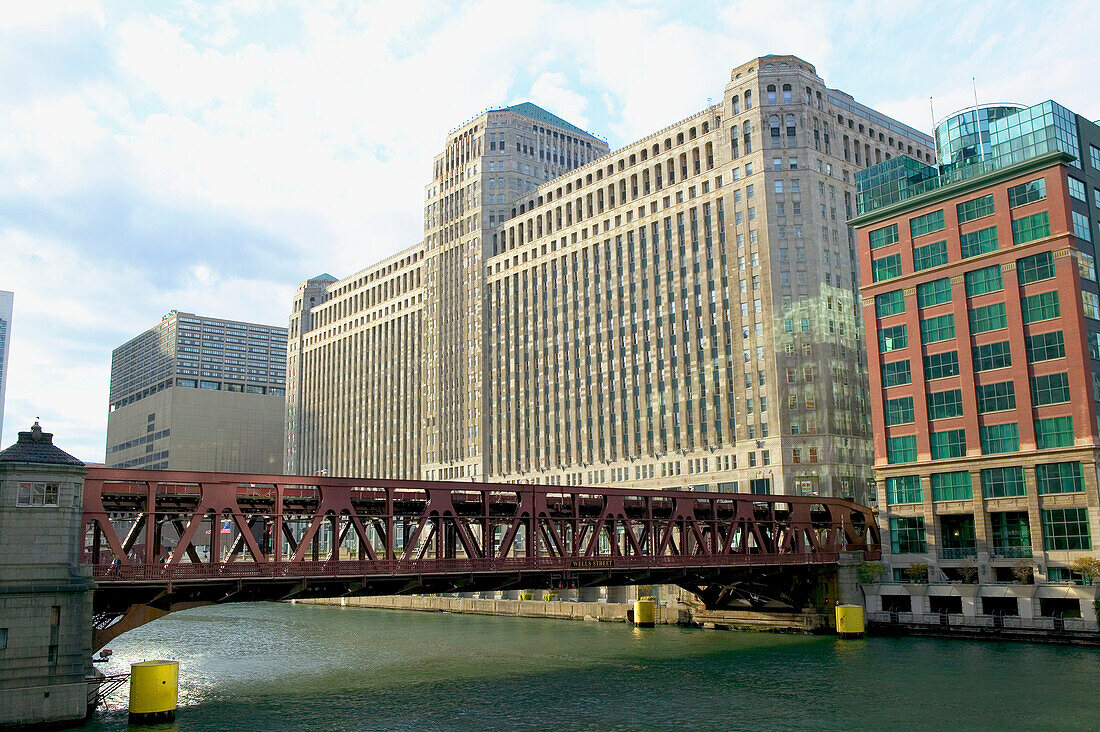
[17,482,60,507]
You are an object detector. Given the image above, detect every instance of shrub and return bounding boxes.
[904,563,929,584]
[858,561,885,584]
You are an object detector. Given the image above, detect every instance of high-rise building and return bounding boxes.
[106,310,287,472]
[0,291,11,442]
[853,100,1100,622]
[287,55,934,503]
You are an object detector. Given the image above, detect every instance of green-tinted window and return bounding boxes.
[964,265,1003,297]
[1025,331,1065,362]
[1036,461,1084,494]
[960,226,998,258]
[1042,507,1091,550]
[875,289,905,317]
[869,223,899,249]
[956,194,995,223]
[972,341,1012,371]
[890,516,926,554]
[1017,251,1055,284]
[920,314,955,343]
[981,466,1026,498]
[913,240,948,271]
[1021,291,1059,323]
[881,360,911,387]
[980,422,1020,454]
[968,302,1008,333]
[930,428,967,459]
[1030,372,1070,405]
[1012,211,1051,245]
[917,278,952,307]
[887,435,918,464]
[1035,416,1074,449]
[910,210,946,237]
[931,471,973,501]
[884,396,915,426]
[924,351,960,380]
[1068,177,1087,201]
[886,475,922,504]
[1007,178,1047,208]
[977,381,1016,413]
[879,324,908,352]
[872,253,903,282]
[927,389,963,419]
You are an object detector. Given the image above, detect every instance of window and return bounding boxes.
[969,303,1007,333]
[872,253,903,282]
[1068,177,1087,201]
[972,341,1011,371]
[913,240,948,271]
[927,389,963,419]
[1036,461,1084,494]
[16,482,60,507]
[924,351,960,380]
[869,223,899,249]
[875,290,905,317]
[1084,291,1100,320]
[1092,145,1100,170]
[981,466,1026,498]
[910,210,945,237]
[920,314,955,343]
[977,381,1016,413]
[980,422,1019,454]
[1041,507,1091,550]
[960,226,998,258]
[1012,211,1051,245]
[886,475,922,504]
[930,428,966,459]
[887,435,917,464]
[881,360,911,387]
[931,471,973,501]
[1030,372,1070,405]
[1026,331,1065,363]
[1007,178,1046,208]
[890,516,926,554]
[879,324,908,352]
[956,194,995,223]
[1022,291,1059,323]
[917,278,952,307]
[1072,210,1092,242]
[964,265,1003,297]
[1035,416,1074,449]
[885,396,915,426]
[1017,251,1055,284]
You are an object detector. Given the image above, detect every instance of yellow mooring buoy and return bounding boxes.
[634,597,656,628]
[129,660,179,724]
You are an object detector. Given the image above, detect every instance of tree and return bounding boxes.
[1069,557,1100,585]
[904,563,929,584]
[858,561,884,584]
[1012,561,1034,585]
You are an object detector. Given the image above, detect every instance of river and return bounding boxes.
[85,601,1099,730]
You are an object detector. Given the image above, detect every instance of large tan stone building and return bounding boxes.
[287,55,934,502]
[106,310,287,473]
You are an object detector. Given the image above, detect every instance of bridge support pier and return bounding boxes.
[837,551,865,607]
[0,424,95,730]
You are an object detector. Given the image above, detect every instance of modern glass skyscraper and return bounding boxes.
[0,291,12,443]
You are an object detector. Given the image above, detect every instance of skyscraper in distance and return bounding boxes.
[0,291,12,443]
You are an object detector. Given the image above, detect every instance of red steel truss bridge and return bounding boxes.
[84,468,879,647]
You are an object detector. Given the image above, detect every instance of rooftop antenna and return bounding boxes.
[973,76,987,159]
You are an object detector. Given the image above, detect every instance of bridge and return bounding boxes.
[84,467,879,647]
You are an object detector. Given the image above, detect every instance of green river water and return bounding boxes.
[84,601,1100,731]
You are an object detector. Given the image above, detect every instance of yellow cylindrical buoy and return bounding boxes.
[835,604,865,638]
[634,597,656,628]
[129,660,179,724]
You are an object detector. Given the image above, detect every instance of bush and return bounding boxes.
[542,591,559,602]
[518,590,533,600]
[904,563,929,584]
[1070,557,1100,585]
[1012,562,1034,585]
[959,563,979,584]
[858,561,884,584]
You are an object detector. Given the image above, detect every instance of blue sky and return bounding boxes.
[2,0,1096,460]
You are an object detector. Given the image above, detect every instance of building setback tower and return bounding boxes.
[287,55,934,502]
[0,291,11,442]
[853,100,1100,622]
[106,310,287,473]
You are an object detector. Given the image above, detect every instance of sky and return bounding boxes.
[1,0,1097,461]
